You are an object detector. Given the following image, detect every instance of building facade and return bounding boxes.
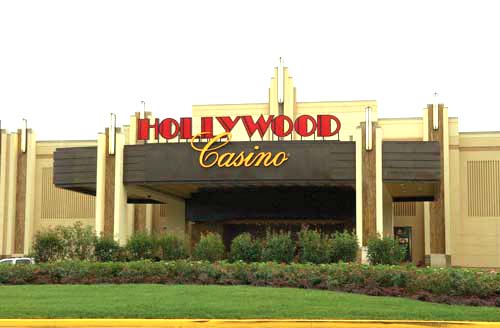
[1,65,500,267]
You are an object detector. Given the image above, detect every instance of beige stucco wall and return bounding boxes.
[34,141,97,235]
[452,132,500,267]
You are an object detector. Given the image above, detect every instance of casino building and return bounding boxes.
[1,64,500,267]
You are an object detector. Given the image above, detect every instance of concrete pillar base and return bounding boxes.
[360,246,369,264]
[425,254,451,267]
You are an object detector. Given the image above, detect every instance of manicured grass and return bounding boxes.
[0,285,499,321]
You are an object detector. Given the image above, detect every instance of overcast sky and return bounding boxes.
[0,0,499,140]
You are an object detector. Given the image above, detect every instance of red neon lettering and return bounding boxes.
[241,115,274,138]
[201,117,214,138]
[180,117,193,139]
[216,116,240,132]
[294,115,317,137]
[137,118,159,140]
[159,118,180,139]
[271,115,294,137]
[317,114,341,137]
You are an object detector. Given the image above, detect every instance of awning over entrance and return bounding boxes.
[53,140,440,203]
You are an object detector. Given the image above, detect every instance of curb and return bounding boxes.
[0,320,500,328]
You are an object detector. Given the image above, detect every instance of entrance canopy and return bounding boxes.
[53,140,440,203]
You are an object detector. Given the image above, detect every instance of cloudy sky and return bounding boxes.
[0,0,499,140]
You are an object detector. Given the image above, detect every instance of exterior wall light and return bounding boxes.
[433,92,439,130]
[21,118,27,153]
[277,57,284,105]
[109,113,116,155]
[365,106,373,151]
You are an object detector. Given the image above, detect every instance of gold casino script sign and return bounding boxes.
[190,132,288,168]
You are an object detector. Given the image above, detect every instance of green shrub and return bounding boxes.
[31,229,65,263]
[54,222,95,261]
[94,235,122,262]
[230,233,262,263]
[158,233,188,261]
[297,228,330,264]
[330,231,359,263]
[193,232,225,262]
[261,230,295,263]
[126,232,158,260]
[1,261,500,304]
[367,236,405,265]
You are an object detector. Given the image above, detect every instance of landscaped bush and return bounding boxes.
[126,232,158,261]
[31,229,65,263]
[94,235,122,262]
[330,231,359,263]
[297,228,330,264]
[261,230,295,263]
[158,233,188,261]
[367,236,405,265]
[31,222,95,262]
[55,222,95,261]
[193,232,225,262]
[1,261,500,306]
[229,233,262,262]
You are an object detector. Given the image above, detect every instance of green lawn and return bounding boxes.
[0,285,499,321]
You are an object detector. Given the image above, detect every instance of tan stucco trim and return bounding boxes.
[355,126,363,247]
[23,132,37,253]
[443,108,451,256]
[376,126,383,235]
[113,132,128,245]
[422,107,430,255]
[5,134,18,255]
[95,133,106,235]
[0,131,8,254]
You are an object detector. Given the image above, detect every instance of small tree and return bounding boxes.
[193,232,225,262]
[297,228,330,264]
[31,229,65,263]
[55,222,95,261]
[367,236,406,265]
[94,235,122,262]
[261,230,295,263]
[330,231,359,263]
[230,233,262,262]
[158,233,188,261]
[126,232,158,260]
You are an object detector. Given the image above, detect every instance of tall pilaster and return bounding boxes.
[356,120,384,263]
[423,103,450,266]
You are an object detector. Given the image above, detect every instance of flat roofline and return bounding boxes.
[460,131,500,134]
[378,117,422,121]
[193,99,378,107]
[37,139,97,143]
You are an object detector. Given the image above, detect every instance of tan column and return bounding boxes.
[23,131,37,253]
[0,130,9,255]
[361,122,377,243]
[5,133,18,255]
[113,131,128,245]
[424,104,450,267]
[95,129,116,238]
[356,122,383,263]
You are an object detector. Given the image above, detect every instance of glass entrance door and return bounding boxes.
[394,226,412,262]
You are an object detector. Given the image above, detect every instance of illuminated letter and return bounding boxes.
[137,118,159,140]
[241,115,274,138]
[216,116,240,133]
[271,115,294,138]
[294,115,317,137]
[159,118,180,139]
[317,115,341,137]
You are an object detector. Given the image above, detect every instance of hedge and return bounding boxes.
[1,261,500,305]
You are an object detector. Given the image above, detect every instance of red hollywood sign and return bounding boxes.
[137,114,341,140]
